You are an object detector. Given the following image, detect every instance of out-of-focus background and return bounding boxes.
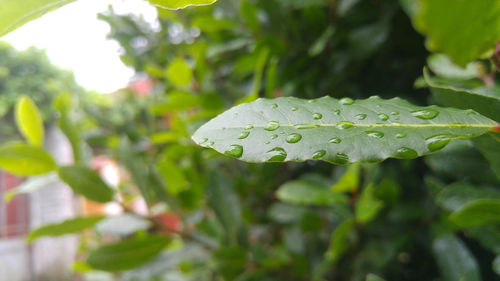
[1,0,499,280]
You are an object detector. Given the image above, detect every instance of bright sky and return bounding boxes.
[1,0,158,93]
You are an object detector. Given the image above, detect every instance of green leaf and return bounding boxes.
[413,0,500,66]
[166,58,193,87]
[58,165,114,203]
[0,142,56,175]
[86,235,170,272]
[450,199,500,228]
[147,0,216,10]
[157,159,187,195]
[276,179,348,206]
[356,184,384,224]
[192,96,496,164]
[427,54,479,80]
[4,173,58,202]
[15,96,44,147]
[325,218,356,264]
[27,216,104,243]
[432,234,481,281]
[366,274,386,281]
[95,214,152,236]
[0,0,76,37]
[434,183,500,212]
[494,255,500,276]
[473,133,500,180]
[425,69,500,121]
[332,164,360,192]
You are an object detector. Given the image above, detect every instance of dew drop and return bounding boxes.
[209,141,215,146]
[238,131,250,139]
[378,113,389,121]
[411,109,439,120]
[308,99,318,103]
[271,134,279,139]
[426,135,453,152]
[265,121,280,131]
[267,147,287,162]
[365,131,384,138]
[333,153,349,164]
[271,103,278,109]
[200,138,208,144]
[312,150,326,159]
[390,111,399,115]
[329,137,342,144]
[313,112,323,120]
[339,97,354,105]
[395,147,418,159]
[224,145,243,158]
[336,121,355,130]
[245,124,254,130]
[265,141,270,144]
[396,133,406,139]
[286,133,302,143]
[291,106,298,111]
[334,109,341,115]
[295,123,320,129]
[355,114,367,120]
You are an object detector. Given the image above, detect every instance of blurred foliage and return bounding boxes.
[1,0,500,281]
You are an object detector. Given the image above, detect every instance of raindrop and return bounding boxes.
[426,135,453,152]
[271,134,279,139]
[265,141,270,144]
[378,113,389,121]
[209,141,215,146]
[334,109,341,115]
[295,123,320,129]
[390,111,399,115]
[238,131,250,139]
[355,114,367,120]
[411,109,439,120]
[265,121,280,131]
[329,137,342,144]
[200,138,208,144]
[245,124,254,130]
[291,106,298,111]
[395,147,418,159]
[312,150,326,159]
[313,113,323,120]
[333,153,349,164]
[339,97,354,105]
[267,147,287,162]
[336,121,354,130]
[271,103,278,109]
[396,133,406,139]
[286,133,302,143]
[308,99,318,103]
[365,131,384,138]
[224,145,243,158]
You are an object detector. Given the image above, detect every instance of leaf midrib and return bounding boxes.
[221,122,495,130]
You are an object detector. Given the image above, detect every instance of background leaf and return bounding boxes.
[86,235,170,271]
[0,0,76,37]
[450,199,500,228]
[432,234,481,281]
[147,0,217,10]
[413,0,500,66]
[58,165,115,203]
[27,216,104,242]
[15,96,44,147]
[276,179,348,206]
[0,142,56,175]
[192,96,496,164]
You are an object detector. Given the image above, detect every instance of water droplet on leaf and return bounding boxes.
[329,137,342,144]
[339,97,354,105]
[313,113,323,120]
[336,121,354,130]
[365,131,384,138]
[396,133,406,139]
[355,114,367,120]
[333,153,349,164]
[295,123,320,129]
[238,131,250,139]
[286,133,302,143]
[291,106,298,111]
[312,150,326,159]
[411,109,439,120]
[265,121,280,131]
[334,109,341,115]
[267,147,287,162]
[245,124,254,130]
[224,145,243,158]
[390,111,399,115]
[378,113,389,121]
[271,103,278,109]
[426,135,453,152]
[395,147,418,159]
[271,134,278,139]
